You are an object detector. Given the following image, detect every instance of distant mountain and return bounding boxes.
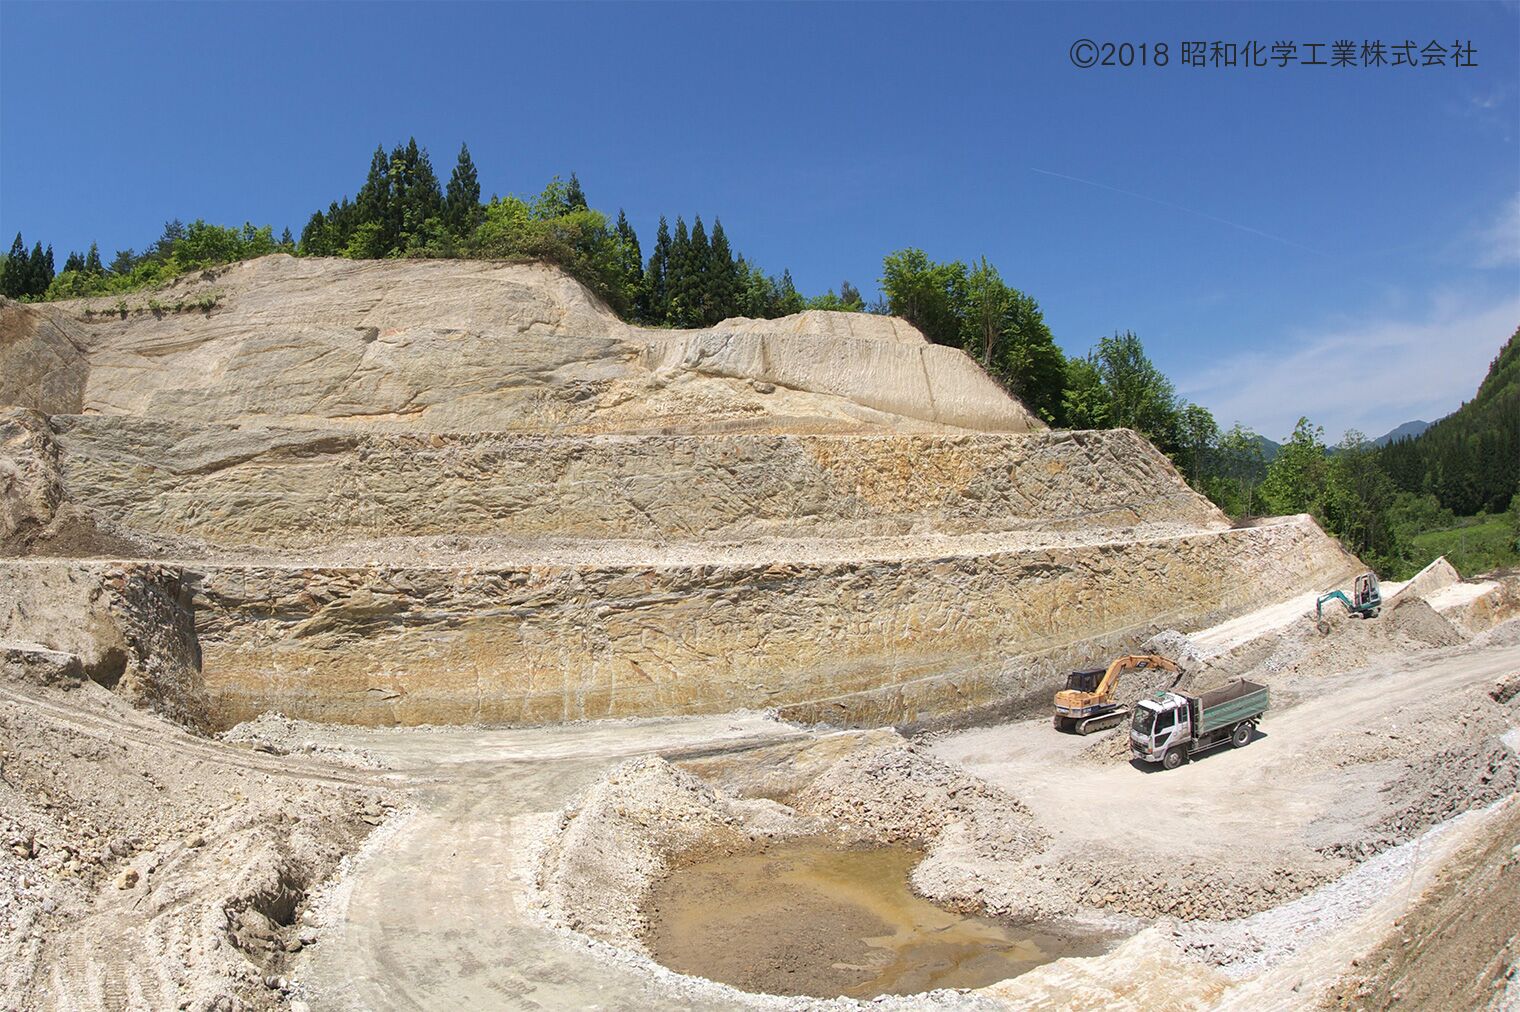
[1252,434,1281,462]
[1371,420,1431,447]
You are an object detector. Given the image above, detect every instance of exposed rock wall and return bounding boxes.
[0,562,208,727]
[0,299,89,415]
[174,516,1356,729]
[641,324,1034,432]
[0,256,1370,730]
[0,408,62,552]
[23,256,1039,435]
[46,418,1220,549]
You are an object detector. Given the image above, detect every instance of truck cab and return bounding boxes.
[1129,693,1189,766]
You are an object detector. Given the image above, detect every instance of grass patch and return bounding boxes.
[1406,516,1519,577]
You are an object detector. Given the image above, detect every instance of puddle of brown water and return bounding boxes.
[643,839,1112,999]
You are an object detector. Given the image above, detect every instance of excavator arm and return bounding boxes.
[1095,654,1181,701]
[1053,653,1183,734]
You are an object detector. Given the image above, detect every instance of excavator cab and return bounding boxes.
[1316,571,1382,631]
[1353,572,1381,610]
[1064,668,1105,694]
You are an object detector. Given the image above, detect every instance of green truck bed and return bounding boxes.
[1188,679,1269,734]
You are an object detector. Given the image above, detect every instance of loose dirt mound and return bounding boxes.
[1208,595,1464,685]
[1327,736,1520,860]
[0,683,388,1011]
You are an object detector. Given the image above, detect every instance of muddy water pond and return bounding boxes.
[643,839,1112,999]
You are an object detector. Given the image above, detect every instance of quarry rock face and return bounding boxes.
[0,256,1360,728]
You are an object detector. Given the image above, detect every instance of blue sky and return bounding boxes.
[2,1,1516,442]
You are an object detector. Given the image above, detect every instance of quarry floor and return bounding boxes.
[3,586,1518,1011]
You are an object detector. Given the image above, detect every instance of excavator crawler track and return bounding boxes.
[1075,709,1128,735]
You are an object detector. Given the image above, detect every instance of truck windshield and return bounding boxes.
[1131,708,1155,735]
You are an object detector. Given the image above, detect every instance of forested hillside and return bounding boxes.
[1379,329,1518,515]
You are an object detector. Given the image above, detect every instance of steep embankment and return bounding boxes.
[1,255,1360,728]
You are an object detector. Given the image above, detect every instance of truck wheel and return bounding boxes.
[1231,723,1252,748]
[1162,748,1184,771]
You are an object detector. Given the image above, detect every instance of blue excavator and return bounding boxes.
[1315,571,1381,632]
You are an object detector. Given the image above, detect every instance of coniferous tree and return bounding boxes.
[640,216,672,323]
[26,242,49,297]
[153,220,186,261]
[300,211,329,255]
[685,217,711,325]
[444,143,482,239]
[667,217,692,325]
[84,243,103,275]
[707,218,740,323]
[2,233,25,298]
[280,227,295,250]
[566,173,588,212]
[357,145,392,246]
[397,138,442,247]
[775,269,804,316]
[63,251,85,274]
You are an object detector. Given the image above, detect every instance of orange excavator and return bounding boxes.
[1052,654,1183,734]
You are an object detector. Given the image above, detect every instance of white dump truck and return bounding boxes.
[1129,679,1268,770]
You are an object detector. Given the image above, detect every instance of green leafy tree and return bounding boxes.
[1092,331,1182,452]
[532,175,583,221]
[992,290,1066,424]
[1177,403,1220,487]
[879,248,966,346]
[737,258,772,318]
[1210,424,1268,517]
[1062,355,1110,429]
[839,281,863,311]
[612,209,643,312]
[1259,418,1328,516]
[152,220,186,261]
[774,268,805,316]
[470,192,631,315]
[1322,430,1403,570]
[963,257,1009,369]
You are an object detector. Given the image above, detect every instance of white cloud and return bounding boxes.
[1178,290,1520,444]
[1476,192,1520,268]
